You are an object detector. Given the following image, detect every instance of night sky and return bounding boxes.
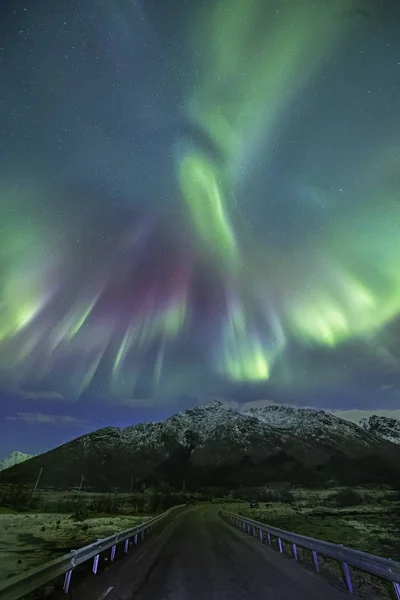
[1,0,400,457]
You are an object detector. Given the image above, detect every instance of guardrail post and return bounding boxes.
[312,550,319,573]
[253,525,256,536]
[341,561,353,593]
[247,524,250,535]
[393,582,400,600]
[141,530,145,540]
[267,532,271,546]
[278,537,283,554]
[134,534,138,545]
[124,538,130,553]
[110,544,117,562]
[63,570,72,594]
[259,529,263,542]
[92,554,100,574]
[292,543,298,561]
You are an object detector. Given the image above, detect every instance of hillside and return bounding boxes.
[1,402,399,490]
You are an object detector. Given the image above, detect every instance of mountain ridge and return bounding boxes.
[1,402,399,489]
[360,414,400,445]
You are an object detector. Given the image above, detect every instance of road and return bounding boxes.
[71,506,349,600]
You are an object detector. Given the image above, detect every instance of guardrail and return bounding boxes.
[221,509,400,598]
[0,504,185,600]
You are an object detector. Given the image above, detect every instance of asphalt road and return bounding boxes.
[70,506,349,600]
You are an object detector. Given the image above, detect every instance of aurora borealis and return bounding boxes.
[1,0,400,450]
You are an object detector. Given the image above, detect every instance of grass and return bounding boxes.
[0,507,17,514]
[0,511,152,581]
[0,485,180,516]
[236,508,400,557]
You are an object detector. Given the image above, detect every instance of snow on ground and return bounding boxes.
[0,512,149,582]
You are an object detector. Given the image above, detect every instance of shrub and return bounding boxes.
[71,504,89,521]
[322,494,338,507]
[129,493,145,513]
[259,488,294,504]
[89,493,120,514]
[0,485,38,511]
[334,488,362,508]
[259,489,281,502]
[362,492,376,504]
[279,490,295,504]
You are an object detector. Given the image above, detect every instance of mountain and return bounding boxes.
[243,405,384,455]
[360,415,400,445]
[1,402,399,490]
[0,451,34,471]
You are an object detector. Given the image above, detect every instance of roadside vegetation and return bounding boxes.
[223,486,400,600]
[228,486,400,561]
[0,482,190,518]
[1,482,399,587]
[0,482,184,581]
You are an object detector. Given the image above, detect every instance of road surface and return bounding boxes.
[71,506,349,600]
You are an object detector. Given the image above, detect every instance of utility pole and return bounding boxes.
[77,475,84,497]
[31,467,43,502]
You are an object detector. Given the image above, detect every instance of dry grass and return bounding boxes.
[0,512,149,582]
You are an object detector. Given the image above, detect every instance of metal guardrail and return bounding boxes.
[221,509,400,597]
[0,504,185,600]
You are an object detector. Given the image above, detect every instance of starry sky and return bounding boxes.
[1,0,400,456]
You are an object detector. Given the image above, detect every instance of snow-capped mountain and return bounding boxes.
[360,415,400,445]
[1,402,399,489]
[0,450,34,471]
[244,406,379,454]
